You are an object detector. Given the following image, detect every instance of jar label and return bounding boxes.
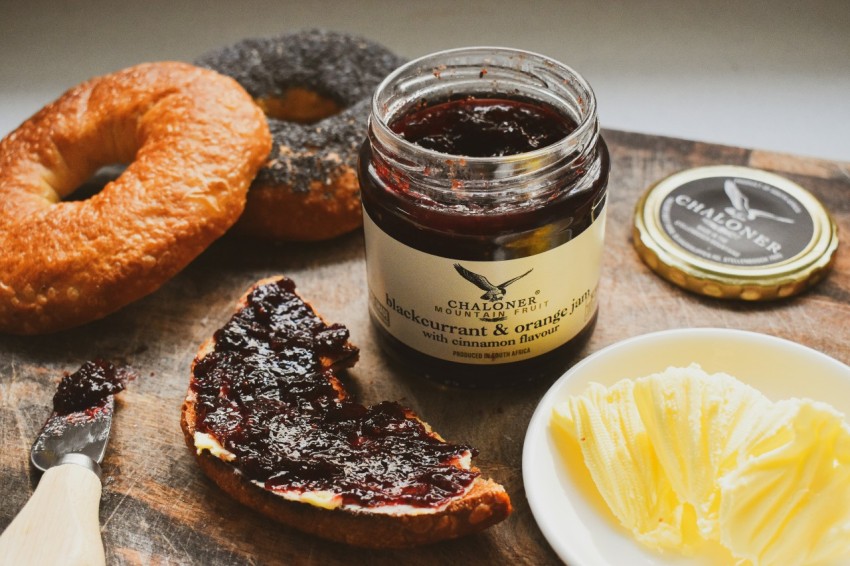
[363,207,607,365]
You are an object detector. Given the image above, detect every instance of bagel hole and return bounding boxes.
[256,87,342,124]
[64,163,127,202]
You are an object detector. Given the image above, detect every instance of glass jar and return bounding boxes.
[359,47,610,388]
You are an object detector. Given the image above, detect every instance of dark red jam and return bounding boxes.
[191,278,479,508]
[390,97,575,157]
[53,359,124,415]
[360,97,609,388]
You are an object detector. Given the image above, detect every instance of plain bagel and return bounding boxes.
[196,29,405,241]
[0,62,271,334]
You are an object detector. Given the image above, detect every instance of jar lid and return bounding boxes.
[633,165,839,300]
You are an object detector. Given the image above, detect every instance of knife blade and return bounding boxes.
[0,361,122,566]
[30,396,114,473]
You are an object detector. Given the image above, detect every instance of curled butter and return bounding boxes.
[552,364,850,565]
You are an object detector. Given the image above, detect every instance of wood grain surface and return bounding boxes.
[1,129,848,565]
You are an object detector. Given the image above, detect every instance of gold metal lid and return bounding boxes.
[633,165,839,300]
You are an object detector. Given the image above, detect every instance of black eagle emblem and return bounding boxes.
[453,263,533,302]
[723,179,793,223]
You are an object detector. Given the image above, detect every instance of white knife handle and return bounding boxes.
[0,455,105,566]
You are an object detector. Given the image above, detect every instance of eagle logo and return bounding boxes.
[453,263,533,302]
[723,180,793,224]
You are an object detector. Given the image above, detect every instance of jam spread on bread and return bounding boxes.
[191,278,480,508]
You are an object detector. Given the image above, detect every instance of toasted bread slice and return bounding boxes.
[181,277,511,548]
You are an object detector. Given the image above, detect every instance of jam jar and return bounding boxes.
[359,47,610,388]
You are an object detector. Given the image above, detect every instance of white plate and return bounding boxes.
[522,328,850,565]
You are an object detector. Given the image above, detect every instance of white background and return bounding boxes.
[1,0,848,162]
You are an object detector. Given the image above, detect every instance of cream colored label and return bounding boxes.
[364,207,606,365]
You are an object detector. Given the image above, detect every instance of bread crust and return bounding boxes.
[235,168,363,242]
[181,277,512,548]
[0,62,271,334]
[196,30,406,242]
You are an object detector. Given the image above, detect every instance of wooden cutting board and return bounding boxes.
[1,129,848,565]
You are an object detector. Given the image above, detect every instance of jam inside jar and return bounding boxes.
[359,47,610,388]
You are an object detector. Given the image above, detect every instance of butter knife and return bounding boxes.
[0,363,119,566]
